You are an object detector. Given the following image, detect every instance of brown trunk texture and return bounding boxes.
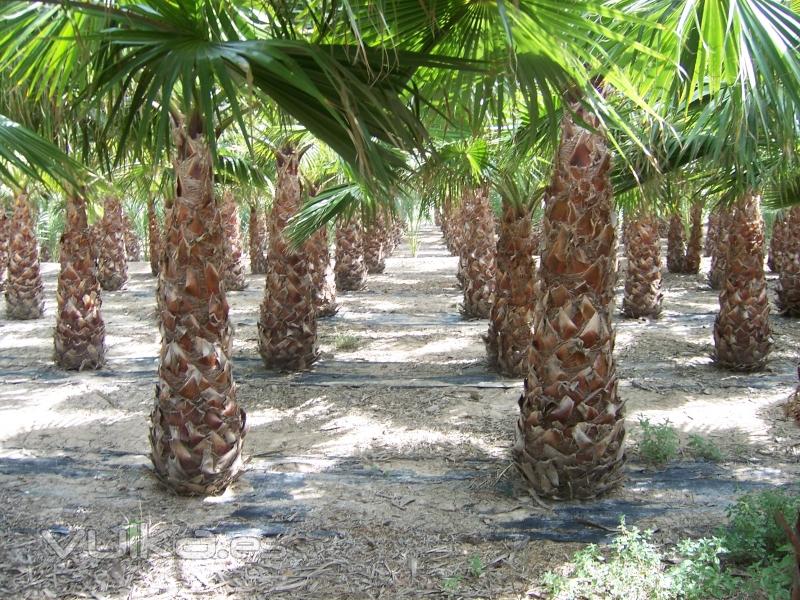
[220,190,247,291]
[54,195,106,370]
[147,197,161,276]
[713,192,772,371]
[485,201,536,377]
[364,213,388,274]
[777,206,800,317]
[708,208,731,290]
[5,194,45,319]
[460,186,496,319]
[768,213,787,273]
[514,104,625,500]
[248,204,268,274]
[622,212,663,318]
[97,197,128,291]
[0,210,8,292]
[150,126,246,495]
[684,201,703,274]
[258,146,318,370]
[308,225,338,317]
[704,211,718,257]
[666,212,686,273]
[335,216,368,291]
[122,213,141,261]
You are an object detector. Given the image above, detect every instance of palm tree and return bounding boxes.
[248,201,268,274]
[335,214,368,291]
[713,191,771,371]
[96,196,128,291]
[666,210,687,273]
[220,189,248,291]
[0,208,8,292]
[622,208,664,318]
[54,193,105,370]
[147,196,161,276]
[777,206,800,317]
[514,95,625,499]
[5,193,45,320]
[684,200,703,274]
[485,177,539,377]
[258,144,319,370]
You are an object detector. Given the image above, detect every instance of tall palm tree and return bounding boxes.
[514,96,625,499]
[147,196,161,276]
[96,196,128,291]
[5,193,45,320]
[258,144,319,370]
[622,207,663,318]
[713,191,772,371]
[0,209,8,292]
[485,172,539,377]
[54,193,105,370]
[777,206,800,317]
[220,189,247,291]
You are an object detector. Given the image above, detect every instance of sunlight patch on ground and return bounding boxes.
[631,389,790,443]
[0,382,124,440]
[313,411,500,456]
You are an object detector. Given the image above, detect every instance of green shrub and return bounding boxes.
[637,417,680,466]
[721,489,800,564]
[686,434,724,462]
[333,334,360,352]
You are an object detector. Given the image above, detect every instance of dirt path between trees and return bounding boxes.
[1,225,798,599]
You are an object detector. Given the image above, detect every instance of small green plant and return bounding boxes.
[668,537,737,599]
[686,434,724,462]
[442,575,462,594]
[467,554,484,578]
[543,520,668,599]
[333,334,360,352]
[637,417,680,466]
[721,489,800,564]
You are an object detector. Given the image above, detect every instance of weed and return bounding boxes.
[721,489,800,564]
[333,334,360,352]
[467,554,484,578]
[442,575,462,593]
[686,434,724,462]
[637,417,680,466]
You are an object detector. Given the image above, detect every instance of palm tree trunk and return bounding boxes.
[147,196,161,276]
[150,123,246,495]
[54,194,106,370]
[708,208,731,290]
[122,213,141,261]
[258,145,318,370]
[335,216,368,291]
[683,201,703,274]
[308,225,338,317]
[97,196,128,291]
[666,212,686,273]
[460,185,495,319]
[485,200,536,377]
[364,213,388,274]
[248,203,267,274]
[777,206,800,316]
[0,210,8,292]
[713,192,772,371]
[220,189,247,291]
[769,212,787,273]
[5,193,45,319]
[514,102,624,500]
[622,211,663,318]
[704,211,718,257]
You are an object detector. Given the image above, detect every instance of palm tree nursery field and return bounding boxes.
[1,225,797,599]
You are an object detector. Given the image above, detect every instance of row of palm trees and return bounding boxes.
[0,0,799,501]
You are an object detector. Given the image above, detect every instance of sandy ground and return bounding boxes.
[0,224,798,599]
